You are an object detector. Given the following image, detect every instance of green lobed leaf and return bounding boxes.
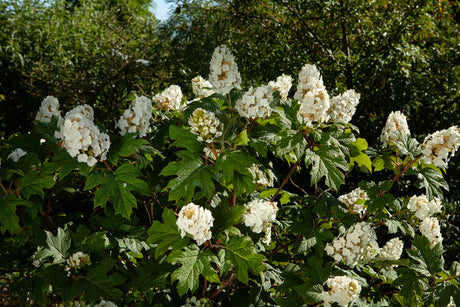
[0,195,31,234]
[392,131,422,159]
[303,256,331,284]
[215,151,256,182]
[212,204,245,237]
[84,164,149,219]
[146,208,190,259]
[167,245,219,297]
[425,282,460,307]
[275,129,306,159]
[415,167,449,200]
[215,151,258,196]
[160,151,215,202]
[169,125,204,152]
[350,152,373,172]
[21,170,55,199]
[290,207,315,237]
[73,259,127,302]
[359,181,396,215]
[222,236,266,284]
[393,267,427,305]
[35,228,71,264]
[107,133,149,164]
[42,148,81,180]
[407,235,444,275]
[305,146,348,191]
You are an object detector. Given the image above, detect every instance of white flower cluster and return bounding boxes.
[407,195,442,220]
[447,296,456,307]
[420,217,443,248]
[94,300,118,307]
[321,275,361,307]
[268,74,292,101]
[66,252,90,269]
[153,84,183,111]
[325,222,373,267]
[115,95,152,137]
[380,111,410,147]
[209,45,241,95]
[55,105,110,167]
[327,89,360,123]
[35,96,63,124]
[294,64,330,125]
[248,164,275,188]
[338,187,368,217]
[7,148,27,162]
[181,296,211,307]
[192,76,214,99]
[235,85,273,119]
[176,203,214,245]
[242,199,278,243]
[420,126,460,168]
[377,237,404,262]
[188,108,222,143]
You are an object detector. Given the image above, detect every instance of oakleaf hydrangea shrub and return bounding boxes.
[0,45,459,307]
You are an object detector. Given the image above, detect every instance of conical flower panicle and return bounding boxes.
[209,45,241,95]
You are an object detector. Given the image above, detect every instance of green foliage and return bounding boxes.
[160,150,215,203]
[35,228,71,264]
[84,164,149,219]
[305,146,349,192]
[219,236,265,285]
[147,208,190,259]
[167,245,219,296]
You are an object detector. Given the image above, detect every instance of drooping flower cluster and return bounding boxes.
[55,105,110,167]
[447,296,456,307]
[66,252,91,269]
[294,64,330,125]
[188,108,222,143]
[268,74,292,101]
[115,95,152,137]
[192,76,214,99]
[407,195,442,220]
[327,89,360,123]
[153,84,183,111]
[338,187,368,217]
[35,96,63,124]
[235,85,273,119]
[420,126,460,168]
[377,237,404,262]
[380,111,410,147]
[248,164,275,188]
[420,217,443,248]
[209,45,242,95]
[7,148,27,162]
[325,222,373,267]
[94,300,118,307]
[181,296,211,307]
[321,275,361,307]
[242,199,278,243]
[176,203,214,245]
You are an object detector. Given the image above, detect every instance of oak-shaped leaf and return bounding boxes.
[305,146,348,192]
[146,208,190,259]
[166,245,219,296]
[84,164,149,219]
[160,151,214,202]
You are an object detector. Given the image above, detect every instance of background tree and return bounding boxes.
[0,0,166,136]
